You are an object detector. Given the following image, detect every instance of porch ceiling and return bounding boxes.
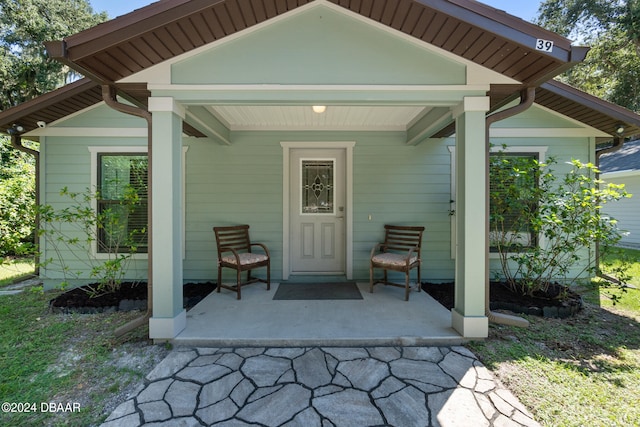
[209,105,428,131]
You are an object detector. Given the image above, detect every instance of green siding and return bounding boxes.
[493,105,583,129]
[39,109,596,287]
[172,6,465,85]
[39,137,149,287]
[57,104,147,128]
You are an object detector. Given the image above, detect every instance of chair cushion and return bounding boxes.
[222,252,268,266]
[372,253,417,267]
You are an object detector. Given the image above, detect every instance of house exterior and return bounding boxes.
[2,0,640,340]
[601,139,640,248]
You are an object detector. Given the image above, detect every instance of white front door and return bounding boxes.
[290,148,346,274]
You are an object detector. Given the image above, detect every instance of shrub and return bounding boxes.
[0,162,35,257]
[490,152,630,297]
[37,186,146,294]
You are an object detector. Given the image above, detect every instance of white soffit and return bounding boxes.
[209,105,428,131]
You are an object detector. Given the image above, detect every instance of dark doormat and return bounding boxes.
[273,282,363,300]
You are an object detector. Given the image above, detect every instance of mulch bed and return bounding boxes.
[422,281,583,318]
[50,280,583,318]
[49,282,216,314]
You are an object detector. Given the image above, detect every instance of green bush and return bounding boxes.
[0,156,35,257]
[37,186,146,294]
[490,151,630,296]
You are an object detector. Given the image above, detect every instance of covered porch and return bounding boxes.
[173,282,463,347]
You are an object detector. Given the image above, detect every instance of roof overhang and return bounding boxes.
[2,0,637,141]
[45,0,585,91]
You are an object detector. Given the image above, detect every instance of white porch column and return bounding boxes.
[451,96,490,338]
[148,97,186,340]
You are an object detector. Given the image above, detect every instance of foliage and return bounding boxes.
[37,186,146,294]
[468,287,640,427]
[0,136,36,257]
[490,151,630,296]
[1,0,106,255]
[0,0,107,110]
[536,0,640,112]
[0,289,164,427]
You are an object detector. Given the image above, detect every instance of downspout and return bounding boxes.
[595,136,626,283]
[9,132,40,275]
[484,87,537,328]
[101,85,154,337]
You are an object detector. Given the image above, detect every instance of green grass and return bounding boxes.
[0,289,165,426]
[468,248,640,427]
[1,249,639,426]
[0,257,35,287]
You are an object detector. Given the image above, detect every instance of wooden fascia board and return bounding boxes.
[0,79,99,131]
[542,81,640,131]
[62,0,226,61]
[415,0,574,63]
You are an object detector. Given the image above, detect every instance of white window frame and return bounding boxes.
[89,146,188,259]
[448,145,548,259]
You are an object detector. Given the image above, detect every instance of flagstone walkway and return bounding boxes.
[101,346,540,427]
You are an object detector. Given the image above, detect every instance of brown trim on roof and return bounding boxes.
[0,79,101,135]
[46,0,582,88]
[0,78,204,137]
[538,80,640,138]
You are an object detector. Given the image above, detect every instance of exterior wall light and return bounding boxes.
[312,105,326,113]
[6,124,25,135]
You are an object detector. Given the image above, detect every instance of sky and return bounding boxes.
[89,0,542,23]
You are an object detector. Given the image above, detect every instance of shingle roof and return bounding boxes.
[600,139,640,173]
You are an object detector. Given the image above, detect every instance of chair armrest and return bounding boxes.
[250,242,270,258]
[404,246,419,266]
[370,243,385,258]
[218,246,241,264]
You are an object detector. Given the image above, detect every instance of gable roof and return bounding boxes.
[600,139,640,173]
[1,0,638,139]
[45,0,585,89]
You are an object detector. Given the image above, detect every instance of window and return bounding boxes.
[301,159,335,214]
[489,152,539,252]
[448,145,547,258]
[97,153,148,253]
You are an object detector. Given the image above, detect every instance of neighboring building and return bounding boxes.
[2,0,640,340]
[601,139,640,248]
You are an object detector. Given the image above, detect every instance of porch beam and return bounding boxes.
[185,106,231,145]
[149,84,489,105]
[406,107,452,145]
[452,96,490,338]
[148,96,186,340]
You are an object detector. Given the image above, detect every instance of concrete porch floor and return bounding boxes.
[173,282,464,347]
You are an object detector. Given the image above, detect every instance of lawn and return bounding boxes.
[1,251,639,426]
[0,287,168,426]
[469,248,640,427]
[0,257,36,287]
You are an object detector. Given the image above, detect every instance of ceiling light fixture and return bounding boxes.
[312,105,326,114]
[615,124,625,136]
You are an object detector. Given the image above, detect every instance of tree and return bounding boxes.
[0,0,107,110]
[536,0,640,112]
[0,0,107,258]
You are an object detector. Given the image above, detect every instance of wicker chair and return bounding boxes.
[369,225,425,301]
[213,225,270,299]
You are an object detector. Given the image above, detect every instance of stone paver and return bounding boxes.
[101,346,540,427]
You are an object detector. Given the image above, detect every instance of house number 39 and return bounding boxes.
[535,39,554,52]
